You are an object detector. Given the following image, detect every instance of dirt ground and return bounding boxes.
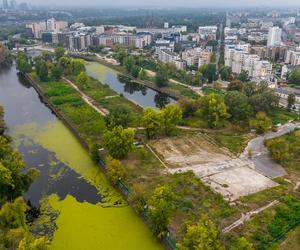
[149,134,231,169]
[150,134,278,201]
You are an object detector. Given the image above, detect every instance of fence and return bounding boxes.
[97,157,178,250]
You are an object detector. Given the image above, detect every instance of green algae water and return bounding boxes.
[0,64,162,250]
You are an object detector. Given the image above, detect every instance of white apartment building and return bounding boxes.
[181,47,212,67]
[267,26,282,47]
[155,40,175,54]
[26,19,68,39]
[198,26,218,40]
[95,26,105,34]
[157,48,186,70]
[285,49,300,66]
[225,44,272,81]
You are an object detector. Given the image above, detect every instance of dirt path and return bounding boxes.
[223,200,279,233]
[62,77,109,116]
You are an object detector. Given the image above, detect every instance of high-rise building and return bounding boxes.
[267,26,282,47]
[2,0,8,9]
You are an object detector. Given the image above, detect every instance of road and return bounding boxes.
[241,122,300,178]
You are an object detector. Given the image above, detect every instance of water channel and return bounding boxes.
[0,63,162,249]
[85,61,176,108]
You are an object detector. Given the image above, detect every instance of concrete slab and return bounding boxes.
[203,167,278,201]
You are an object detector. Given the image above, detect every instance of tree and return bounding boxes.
[225,91,252,122]
[0,197,48,250]
[288,68,300,85]
[148,186,175,237]
[38,61,48,81]
[106,156,125,184]
[76,71,89,89]
[54,47,65,61]
[199,64,217,83]
[287,93,296,111]
[238,70,250,82]
[230,237,254,250]
[0,132,39,202]
[199,94,229,128]
[105,107,131,129]
[219,66,232,81]
[131,65,141,78]
[161,104,183,135]
[249,89,279,114]
[227,80,243,92]
[123,56,136,73]
[103,126,135,159]
[243,82,257,97]
[249,112,272,134]
[0,106,5,135]
[69,59,85,76]
[178,214,222,250]
[51,64,63,81]
[178,98,199,118]
[265,138,290,163]
[16,53,32,73]
[142,108,162,139]
[155,65,169,87]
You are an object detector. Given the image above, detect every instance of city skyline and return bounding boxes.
[18,0,300,7]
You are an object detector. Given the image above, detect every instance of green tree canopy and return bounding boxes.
[230,237,254,250]
[161,104,183,135]
[249,112,272,134]
[105,107,131,130]
[199,64,217,83]
[288,68,300,85]
[142,108,162,139]
[76,71,89,89]
[148,186,175,238]
[16,53,32,74]
[178,214,222,250]
[199,93,229,128]
[106,156,125,184]
[227,80,243,92]
[225,91,252,122]
[238,70,250,82]
[103,126,135,159]
[54,47,65,61]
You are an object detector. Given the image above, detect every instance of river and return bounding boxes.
[85,61,176,109]
[0,63,162,250]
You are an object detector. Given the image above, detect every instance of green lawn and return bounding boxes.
[269,108,299,125]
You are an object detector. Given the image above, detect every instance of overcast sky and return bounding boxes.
[25,0,300,7]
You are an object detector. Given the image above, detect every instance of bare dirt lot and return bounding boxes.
[149,134,231,169]
[149,133,278,201]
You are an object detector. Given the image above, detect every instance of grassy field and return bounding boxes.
[269,108,299,125]
[68,75,143,127]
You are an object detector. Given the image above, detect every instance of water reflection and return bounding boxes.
[86,62,176,109]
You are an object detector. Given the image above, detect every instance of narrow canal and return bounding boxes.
[0,63,162,250]
[85,61,176,108]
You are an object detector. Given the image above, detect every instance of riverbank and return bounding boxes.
[70,53,198,100]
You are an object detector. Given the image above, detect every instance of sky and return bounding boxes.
[24,0,300,8]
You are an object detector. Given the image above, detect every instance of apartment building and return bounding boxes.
[198,26,218,40]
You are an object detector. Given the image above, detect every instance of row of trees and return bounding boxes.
[16,48,85,83]
[0,106,48,249]
[177,81,279,132]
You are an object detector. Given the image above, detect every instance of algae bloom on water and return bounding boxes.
[49,194,163,250]
[12,120,162,250]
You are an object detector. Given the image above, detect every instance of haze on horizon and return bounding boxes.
[25,0,300,8]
